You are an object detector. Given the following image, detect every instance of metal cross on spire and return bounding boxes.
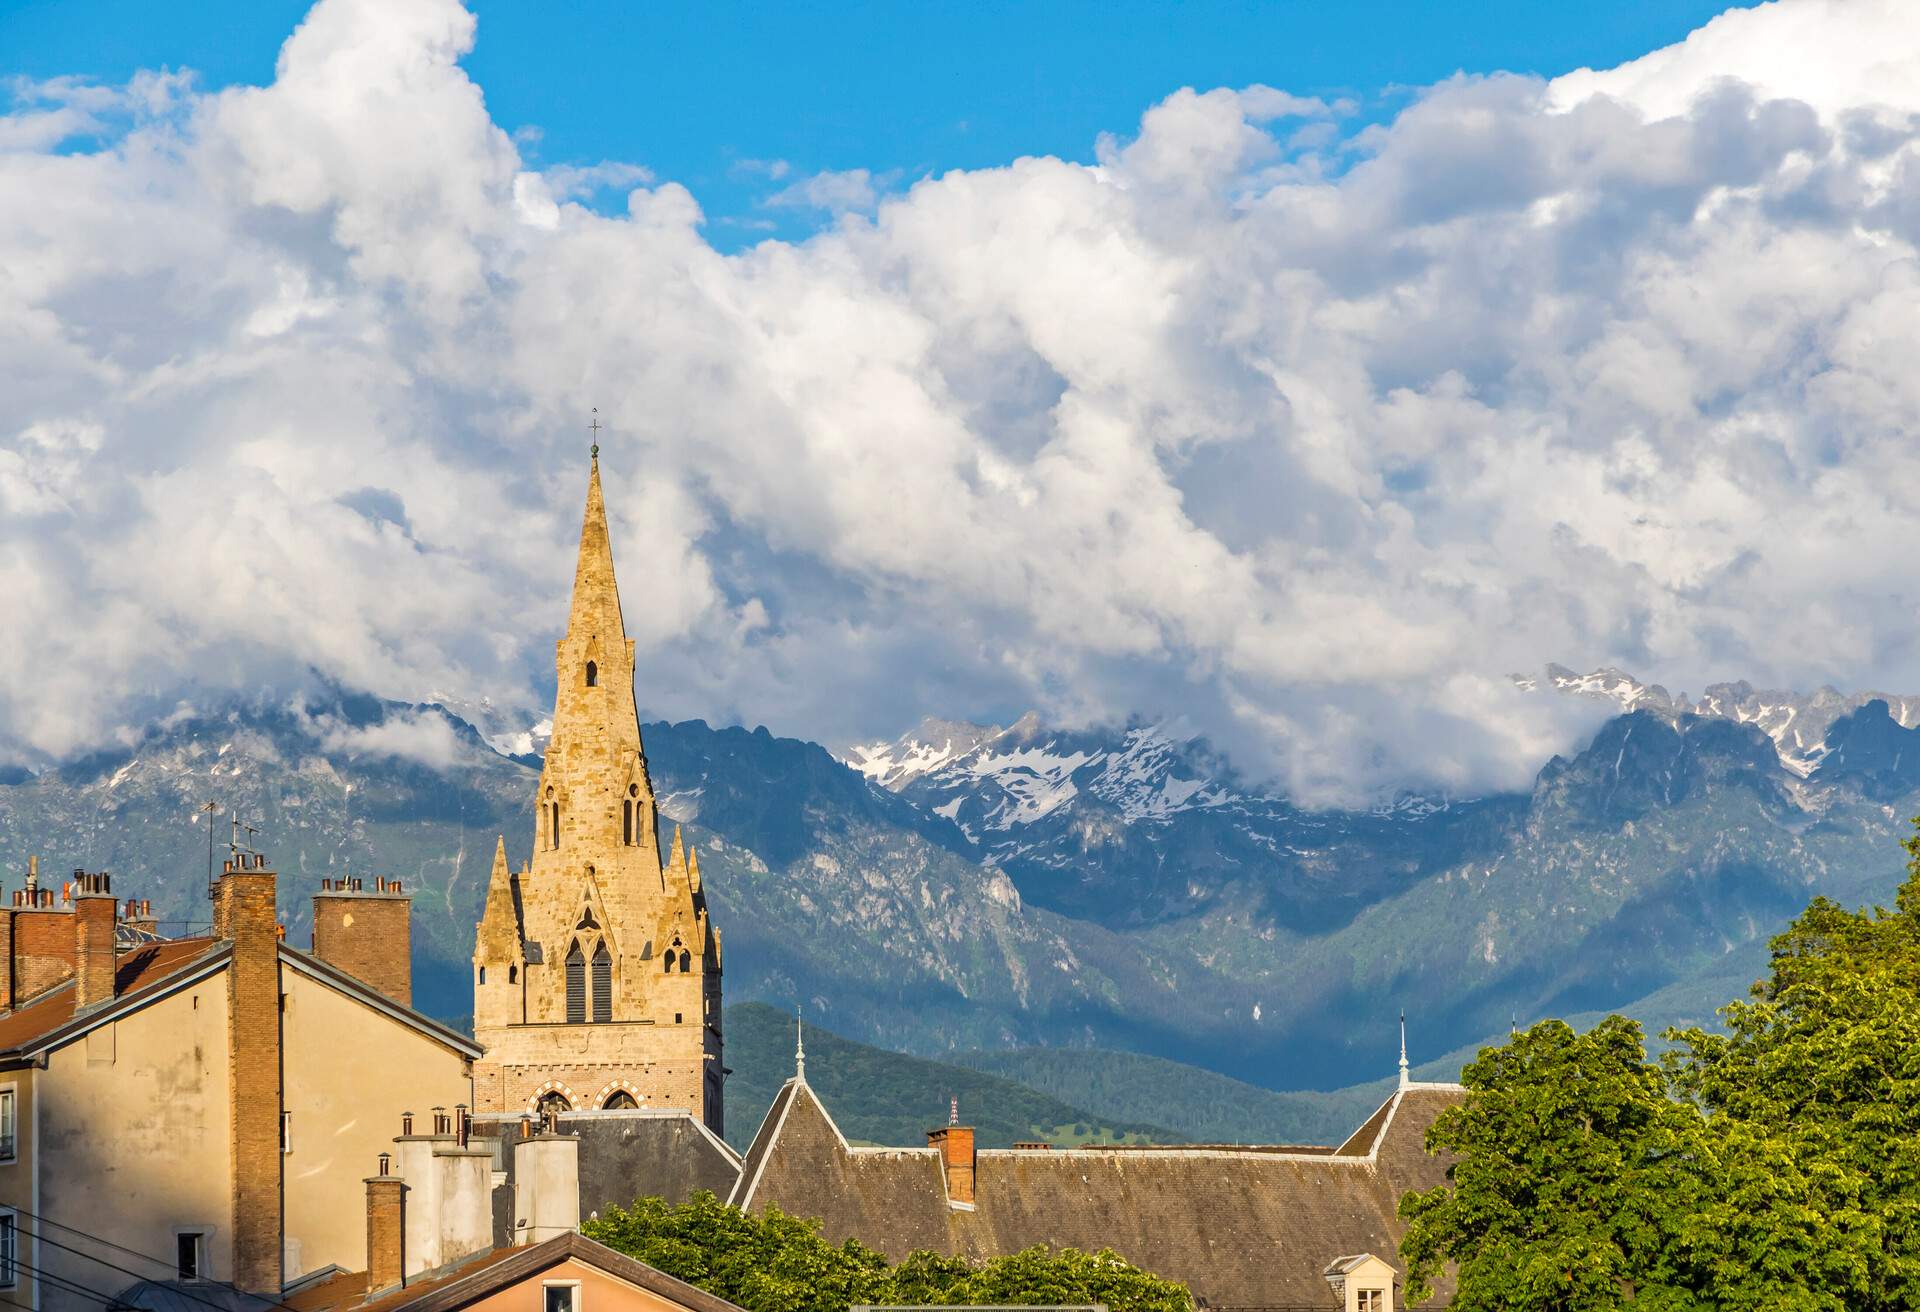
[589,407,602,460]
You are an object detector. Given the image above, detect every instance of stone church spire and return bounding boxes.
[470,447,725,1132]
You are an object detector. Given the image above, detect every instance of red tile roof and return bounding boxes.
[0,938,224,1056]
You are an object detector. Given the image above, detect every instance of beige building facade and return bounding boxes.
[472,454,723,1132]
[0,861,480,1310]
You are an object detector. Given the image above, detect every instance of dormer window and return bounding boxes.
[585,661,597,687]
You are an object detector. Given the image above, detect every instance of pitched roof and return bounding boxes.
[0,937,228,1058]
[278,945,483,1059]
[0,937,482,1063]
[733,1078,1465,1310]
[285,1231,748,1312]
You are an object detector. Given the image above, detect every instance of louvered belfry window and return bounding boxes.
[565,941,586,1024]
[591,941,613,1022]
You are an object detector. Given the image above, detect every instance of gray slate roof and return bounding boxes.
[729,1077,1462,1310]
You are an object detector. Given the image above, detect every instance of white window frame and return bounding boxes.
[0,1209,17,1290]
[0,1085,16,1164]
[172,1226,214,1280]
[542,1278,582,1312]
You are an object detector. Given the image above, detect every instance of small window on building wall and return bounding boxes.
[543,1284,577,1312]
[0,1212,16,1289]
[585,661,597,687]
[1357,1290,1384,1312]
[176,1231,207,1280]
[0,1088,15,1162]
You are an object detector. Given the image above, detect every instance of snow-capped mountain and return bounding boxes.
[844,713,1239,838]
[1520,664,1920,776]
[839,713,1488,931]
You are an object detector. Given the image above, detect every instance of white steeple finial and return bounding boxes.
[1398,1010,1410,1090]
[795,1007,806,1084]
[949,1095,959,1127]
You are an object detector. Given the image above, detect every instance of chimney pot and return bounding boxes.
[402,1111,414,1136]
[379,1151,391,1175]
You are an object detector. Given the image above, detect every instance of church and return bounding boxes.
[465,454,1461,1310]
[470,448,725,1134]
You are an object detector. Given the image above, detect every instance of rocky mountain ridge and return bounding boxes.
[5,677,1920,1092]
[1517,663,1920,776]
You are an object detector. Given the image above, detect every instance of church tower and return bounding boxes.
[472,451,724,1133]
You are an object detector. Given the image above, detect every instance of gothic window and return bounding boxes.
[576,907,599,931]
[551,802,561,849]
[535,1090,570,1117]
[663,952,674,974]
[603,1090,637,1110]
[585,661,597,687]
[564,941,586,1024]
[478,966,486,985]
[509,964,518,983]
[591,941,612,1023]
[679,949,691,973]
[622,800,633,846]
[546,788,560,851]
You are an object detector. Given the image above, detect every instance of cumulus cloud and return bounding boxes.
[313,707,477,770]
[765,166,889,213]
[4,0,1920,802]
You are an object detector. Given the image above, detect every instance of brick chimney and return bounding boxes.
[312,876,413,1006]
[6,855,75,1006]
[927,1112,976,1207]
[365,1153,407,1294]
[217,853,284,1295]
[73,872,117,1010]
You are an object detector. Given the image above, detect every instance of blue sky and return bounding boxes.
[5,0,1732,246]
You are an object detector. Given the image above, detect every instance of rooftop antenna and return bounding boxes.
[1398,1010,1410,1091]
[589,407,601,461]
[243,822,260,855]
[230,815,240,860]
[202,800,220,893]
[794,1006,806,1084]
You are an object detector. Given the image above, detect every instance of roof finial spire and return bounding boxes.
[795,1006,806,1084]
[1398,1010,1410,1090]
[949,1095,959,1127]
[589,407,602,461]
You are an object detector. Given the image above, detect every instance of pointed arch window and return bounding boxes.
[603,1090,637,1110]
[623,784,638,847]
[585,661,597,687]
[564,941,586,1024]
[679,949,691,973]
[546,787,560,851]
[591,941,613,1023]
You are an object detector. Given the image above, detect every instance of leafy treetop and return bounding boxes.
[582,1190,1192,1312]
[1399,821,1920,1311]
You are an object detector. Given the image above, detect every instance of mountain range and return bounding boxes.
[3,665,1919,1100]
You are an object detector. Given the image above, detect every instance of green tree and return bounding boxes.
[584,1191,892,1312]
[1400,823,1920,1311]
[584,1191,1192,1312]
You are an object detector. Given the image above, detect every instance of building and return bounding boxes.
[285,1113,747,1312]
[725,1052,1459,1310]
[0,857,481,1310]
[472,453,723,1133]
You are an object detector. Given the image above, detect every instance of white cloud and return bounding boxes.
[315,708,477,770]
[3,0,1920,804]
[766,166,887,213]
